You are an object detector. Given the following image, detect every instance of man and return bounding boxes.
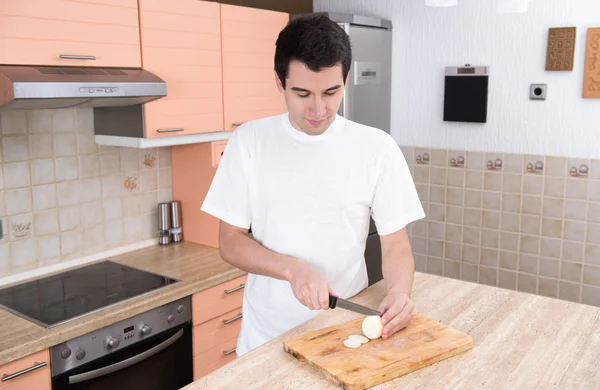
[201,14,425,357]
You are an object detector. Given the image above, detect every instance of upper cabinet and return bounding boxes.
[220,5,288,131]
[0,0,141,68]
[138,0,224,138]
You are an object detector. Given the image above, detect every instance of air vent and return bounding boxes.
[35,67,64,75]
[60,68,87,75]
[34,67,127,76]
[105,69,127,76]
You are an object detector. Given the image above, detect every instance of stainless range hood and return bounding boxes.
[0,65,166,110]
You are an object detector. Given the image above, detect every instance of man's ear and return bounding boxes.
[274,70,284,93]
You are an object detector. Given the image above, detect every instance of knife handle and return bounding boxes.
[328,294,337,309]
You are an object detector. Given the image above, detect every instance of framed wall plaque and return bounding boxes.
[583,27,600,98]
[545,27,577,71]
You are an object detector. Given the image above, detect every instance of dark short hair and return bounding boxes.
[274,14,352,89]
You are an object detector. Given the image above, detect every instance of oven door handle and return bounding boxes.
[68,329,184,384]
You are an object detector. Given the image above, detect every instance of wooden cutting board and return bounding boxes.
[283,313,473,390]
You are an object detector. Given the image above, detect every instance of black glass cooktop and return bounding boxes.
[0,261,179,328]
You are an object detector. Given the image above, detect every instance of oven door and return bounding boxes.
[52,321,193,390]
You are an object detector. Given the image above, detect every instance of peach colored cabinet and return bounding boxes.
[138,0,224,137]
[0,0,141,67]
[0,350,50,390]
[172,140,229,248]
[192,275,247,380]
[220,4,288,130]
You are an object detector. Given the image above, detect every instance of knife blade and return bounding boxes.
[328,294,380,316]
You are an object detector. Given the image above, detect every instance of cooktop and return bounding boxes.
[0,261,179,328]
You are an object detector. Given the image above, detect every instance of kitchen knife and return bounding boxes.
[328,294,380,316]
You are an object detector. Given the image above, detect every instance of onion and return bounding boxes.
[362,315,383,339]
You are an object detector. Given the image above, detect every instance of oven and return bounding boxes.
[50,297,193,390]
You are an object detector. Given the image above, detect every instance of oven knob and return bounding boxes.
[61,348,71,359]
[76,349,86,360]
[140,325,152,336]
[167,315,175,324]
[107,337,120,348]
[177,305,185,313]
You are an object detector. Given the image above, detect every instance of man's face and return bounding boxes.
[276,60,346,136]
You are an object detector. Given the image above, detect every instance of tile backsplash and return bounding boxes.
[0,109,173,276]
[403,146,600,308]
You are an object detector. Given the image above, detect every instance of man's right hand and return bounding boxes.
[284,260,331,311]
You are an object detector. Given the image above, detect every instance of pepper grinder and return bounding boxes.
[169,200,183,242]
[158,202,171,245]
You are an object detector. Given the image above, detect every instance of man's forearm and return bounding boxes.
[219,223,301,282]
[381,229,415,296]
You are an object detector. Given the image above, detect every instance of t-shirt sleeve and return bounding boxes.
[200,129,252,229]
[371,140,426,236]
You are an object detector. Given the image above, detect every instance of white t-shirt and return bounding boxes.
[201,113,425,356]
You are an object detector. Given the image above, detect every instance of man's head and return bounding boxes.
[274,14,352,135]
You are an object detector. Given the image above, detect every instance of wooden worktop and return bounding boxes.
[0,242,245,366]
[185,273,600,390]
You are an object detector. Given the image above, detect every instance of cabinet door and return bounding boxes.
[139,0,224,137]
[0,350,50,390]
[0,0,140,67]
[220,5,288,131]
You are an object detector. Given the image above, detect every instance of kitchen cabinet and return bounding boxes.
[191,275,247,379]
[138,0,224,138]
[204,0,312,15]
[0,0,141,68]
[172,140,228,248]
[0,349,50,390]
[220,4,288,130]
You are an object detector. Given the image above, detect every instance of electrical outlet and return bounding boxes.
[530,84,547,100]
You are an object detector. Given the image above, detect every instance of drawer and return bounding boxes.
[193,307,242,357]
[0,350,50,390]
[212,141,228,167]
[192,275,247,325]
[193,336,238,380]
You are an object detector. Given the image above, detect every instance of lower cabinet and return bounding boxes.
[0,349,51,390]
[191,275,247,380]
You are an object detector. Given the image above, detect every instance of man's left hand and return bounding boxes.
[378,288,414,339]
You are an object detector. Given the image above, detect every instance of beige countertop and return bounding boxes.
[185,273,600,390]
[0,241,246,366]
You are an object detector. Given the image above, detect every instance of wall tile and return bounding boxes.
[34,210,58,236]
[464,189,482,208]
[158,147,172,168]
[414,254,426,272]
[9,239,36,272]
[463,227,481,246]
[588,202,600,223]
[501,213,520,233]
[589,180,600,202]
[427,239,444,258]
[79,178,101,203]
[26,110,52,134]
[32,184,57,211]
[3,136,29,162]
[77,134,98,155]
[485,153,504,172]
[412,220,427,237]
[429,203,445,222]
[461,264,478,282]
[76,109,94,133]
[466,151,484,170]
[518,273,537,294]
[142,191,159,214]
[59,205,80,232]
[500,251,518,270]
[563,241,585,263]
[541,237,561,259]
[101,152,120,176]
[565,179,588,200]
[445,224,462,243]
[121,150,139,173]
[446,169,464,187]
[561,262,582,283]
[481,248,498,267]
[585,244,600,266]
[482,211,500,230]
[559,281,581,303]
[54,133,77,157]
[60,229,82,256]
[464,209,482,228]
[31,159,55,185]
[503,174,522,194]
[3,162,31,189]
[79,154,100,178]
[1,111,27,135]
[523,175,543,196]
[538,278,558,298]
[426,257,443,275]
[498,270,517,290]
[484,172,502,191]
[414,165,430,183]
[29,134,54,160]
[122,195,142,217]
[462,244,480,264]
[500,232,519,252]
[102,176,122,199]
[501,195,521,218]
[430,149,447,167]
[479,266,498,286]
[587,223,600,245]
[140,170,158,192]
[430,185,445,203]
[36,234,60,260]
[57,181,79,206]
[104,220,124,246]
[591,160,600,180]
[443,260,460,279]
[6,188,32,215]
[520,235,540,255]
[519,254,538,275]
[543,198,564,219]
[52,109,77,132]
[503,154,524,173]
[481,229,499,249]
[445,241,461,261]
[582,285,600,306]
[545,156,567,177]
[446,206,463,224]
[544,177,565,198]
[55,157,79,181]
[541,218,562,238]
[564,220,585,242]
[103,198,123,221]
[465,171,483,189]
[9,213,33,241]
[81,202,103,227]
[124,215,143,241]
[539,257,559,278]
[521,195,542,216]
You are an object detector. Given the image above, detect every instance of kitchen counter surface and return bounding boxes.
[185,273,600,390]
[0,242,245,366]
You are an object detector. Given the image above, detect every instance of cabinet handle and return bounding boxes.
[223,347,237,356]
[156,128,184,133]
[1,362,47,382]
[223,313,242,325]
[224,284,245,294]
[59,55,96,60]
[232,122,245,127]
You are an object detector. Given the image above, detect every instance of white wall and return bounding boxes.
[314,0,600,158]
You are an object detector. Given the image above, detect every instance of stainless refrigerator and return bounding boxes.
[292,13,394,285]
